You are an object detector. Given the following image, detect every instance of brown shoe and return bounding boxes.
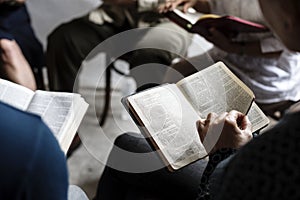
[67,133,81,158]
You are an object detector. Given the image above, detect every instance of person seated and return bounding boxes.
[0,100,91,199]
[213,0,300,199]
[0,0,45,89]
[46,0,192,155]
[93,0,300,199]
[94,111,251,200]
[46,0,192,92]
[161,0,300,119]
[0,101,68,199]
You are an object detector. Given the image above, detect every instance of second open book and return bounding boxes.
[165,8,268,38]
[122,62,269,171]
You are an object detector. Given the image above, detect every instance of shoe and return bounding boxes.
[67,133,82,158]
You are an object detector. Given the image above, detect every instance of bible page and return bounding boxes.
[247,102,269,133]
[58,96,88,153]
[127,84,207,170]
[176,62,254,118]
[0,78,34,111]
[26,91,79,141]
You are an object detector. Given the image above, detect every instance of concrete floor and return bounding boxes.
[66,55,140,199]
[67,89,139,199]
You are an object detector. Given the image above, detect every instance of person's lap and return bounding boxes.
[47,16,192,91]
[128,21,192,88]
[46,16,121,91]
[94,133,207,200]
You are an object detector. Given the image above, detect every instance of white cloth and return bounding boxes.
[207,0,300,103]
[68,185,89,200]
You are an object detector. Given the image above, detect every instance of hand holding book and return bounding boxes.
[0,78,89,154]
[164,9,268,37]
[163,7,269,55]
[197,110,252,154]
[123,62,269,171]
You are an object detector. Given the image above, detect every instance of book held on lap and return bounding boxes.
[122,62,269,171]
[165,8,268,38]
[0,78,89,154]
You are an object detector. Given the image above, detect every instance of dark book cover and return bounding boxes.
[165,10,268,38]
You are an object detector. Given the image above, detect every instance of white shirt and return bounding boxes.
[208,0,300,103]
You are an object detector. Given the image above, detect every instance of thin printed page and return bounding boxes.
[176,62,254,118]
[59,97,88,154]
[0,78,34,110]
[127,84,207,170]
[26,90,79,141]
[247,102,269,133]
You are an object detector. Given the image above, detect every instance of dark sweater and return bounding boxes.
[0,102,68,200]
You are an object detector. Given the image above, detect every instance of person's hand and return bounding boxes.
[158,0,197,13]
[197,110,252,153]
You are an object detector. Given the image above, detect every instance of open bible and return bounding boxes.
[0,78,89,154]
[165,8,268,38]
[122,62,269,171]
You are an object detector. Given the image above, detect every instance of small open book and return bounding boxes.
[122,62,269,171]
[165,8,268,38]
[0,78,89,154]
